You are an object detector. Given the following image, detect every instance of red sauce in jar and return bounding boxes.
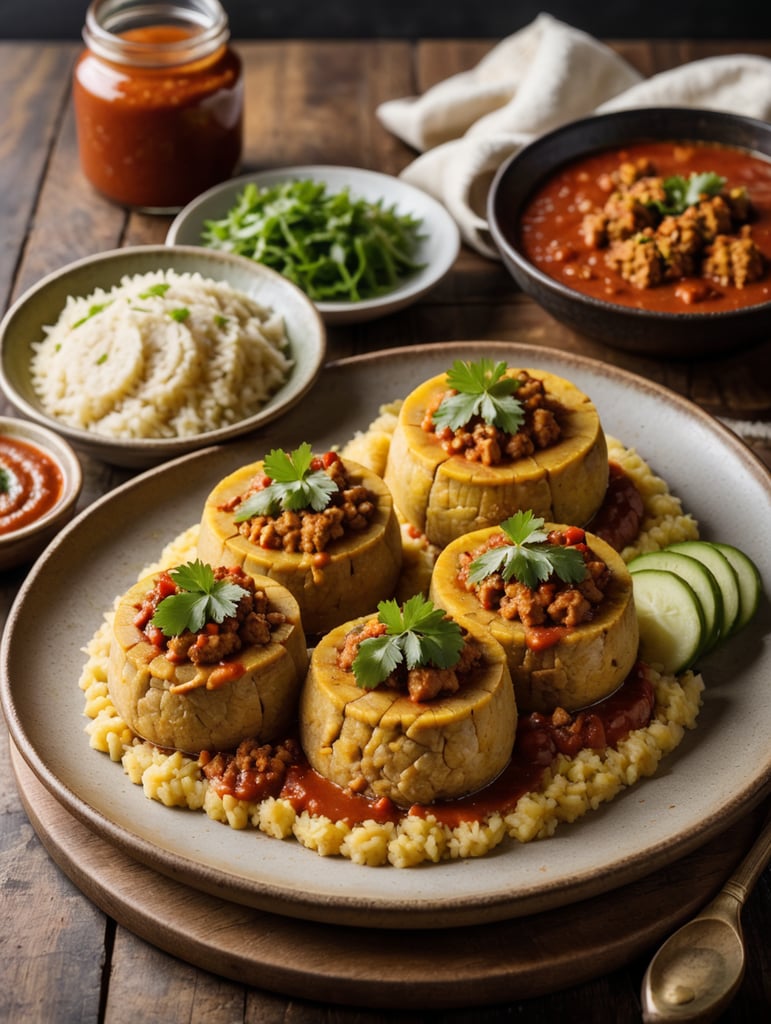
[0,435,63,536]
[517,141,771,313]
[73,13,243,210]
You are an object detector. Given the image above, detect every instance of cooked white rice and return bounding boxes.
[30,269,293,438]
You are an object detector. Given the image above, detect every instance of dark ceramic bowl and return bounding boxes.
[487,108,771,357]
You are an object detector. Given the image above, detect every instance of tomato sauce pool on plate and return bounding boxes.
[518,141,771,313]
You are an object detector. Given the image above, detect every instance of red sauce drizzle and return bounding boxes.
[588,462,645,551]
[261,664,655,829]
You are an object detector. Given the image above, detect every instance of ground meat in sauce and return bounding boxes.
[201,736,301,800]
[456,527,610,629]
[421,370,562,466]
[134,565,285,664]
[224,453,378,554]
[337,619,484,703]
[582,157,766,291]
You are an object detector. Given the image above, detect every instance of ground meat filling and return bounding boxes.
[134,565,286,664]
[421,370,562,466]
[581,157,766,294]
[337,620,484,703]
[456,527,610,629]
[225,453,378,554]
[201,737,302,800]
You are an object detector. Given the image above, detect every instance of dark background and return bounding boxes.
[1,1,769,40]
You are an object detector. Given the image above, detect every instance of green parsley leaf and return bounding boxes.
[467,510,587,590]
[169,307,190,322]
[352,594,465,690]
[432,359,525,434]
[138,283,171,299]
[72,302,111,328]
[649,172,726,217]
[150,560,247,637]
[234,443,338,521]
[0,467,11,494]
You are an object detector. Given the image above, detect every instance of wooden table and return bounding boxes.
[1,37,769,1023]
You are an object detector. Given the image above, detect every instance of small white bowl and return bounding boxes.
[0,246,326,468]
[166,165,461,324]
[0,416,82,571]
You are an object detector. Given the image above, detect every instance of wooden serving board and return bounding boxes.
[12,744,764,1010]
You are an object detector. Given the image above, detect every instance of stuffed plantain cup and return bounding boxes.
[197,444,403,635]
[108,561,308,754]
[300,595,517,808]
[383,359,608,548]
[429,512,638,714]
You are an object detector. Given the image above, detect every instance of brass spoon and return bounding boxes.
[641,807,771,1023]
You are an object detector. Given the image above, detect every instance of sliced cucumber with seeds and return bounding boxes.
[666,541,741,639]
[710,542,762,634]
[628,550,723,655]
[631,568,705,674]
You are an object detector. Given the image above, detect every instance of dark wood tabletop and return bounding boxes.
[1,36,769,1024]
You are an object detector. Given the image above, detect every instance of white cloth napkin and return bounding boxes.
[377,13,771,257]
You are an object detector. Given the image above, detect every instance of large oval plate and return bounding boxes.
[2,342,769,929]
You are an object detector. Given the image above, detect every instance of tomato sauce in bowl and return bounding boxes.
[518,140,771,314]
[0,435,63,537]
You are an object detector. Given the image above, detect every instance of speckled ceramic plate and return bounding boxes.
[2,342,769,929]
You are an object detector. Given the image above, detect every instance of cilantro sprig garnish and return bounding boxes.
[0,467,11,494]
[352,595,465,690]
[150,560,248,638]
[234,443,338,521]
[648,171,726,217]
[467,511,587,590]
[432,359,524,434]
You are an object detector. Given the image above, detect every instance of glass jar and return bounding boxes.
[73,0,243,212]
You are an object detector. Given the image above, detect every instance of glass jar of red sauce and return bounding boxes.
[73,0,243,212]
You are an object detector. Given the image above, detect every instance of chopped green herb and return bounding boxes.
[432,359,524,434]
[150,560,247,638]
[467,511,587,590]
[352,594,465,690]
[169,307,190,322]
[0,467,11,494]
[234,443,338,521]
[72,302,111,328]
[648,171,726,217]
[214,314,228,328]
[96,353,108,365]
[201,179,425,302]
[138,283,171,299]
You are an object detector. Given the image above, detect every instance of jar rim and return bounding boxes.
[84,0,230,67]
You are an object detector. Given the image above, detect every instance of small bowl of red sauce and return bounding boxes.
[487,108,771,357]
[0,417,83,570]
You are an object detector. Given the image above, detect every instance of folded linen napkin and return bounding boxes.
[377,13,771,257]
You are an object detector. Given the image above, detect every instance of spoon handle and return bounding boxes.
[719,804,771,907]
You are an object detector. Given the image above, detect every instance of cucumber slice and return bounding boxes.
[628,550,723,655]
[711,542,762,634]
[666,541,741,639]
[631,568,705,674]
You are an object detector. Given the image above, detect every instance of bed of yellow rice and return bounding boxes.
[80,414,703,868]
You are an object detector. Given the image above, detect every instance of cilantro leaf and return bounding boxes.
[0,467,11,494]
[467,510,587,590]
[150,560,247,637]
[138,283,171,299]
[432,359,524,434]
[72,302,111,328]
[352,595,465,690]
[234,443,338,521]
[649,172,726,216]
[169,307,190,322]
